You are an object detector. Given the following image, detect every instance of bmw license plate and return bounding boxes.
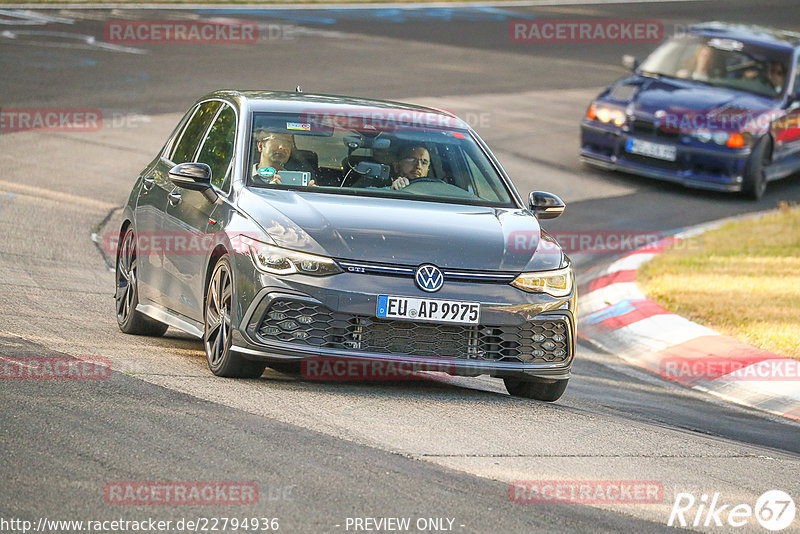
[626,138,677,161]
[377,295,480,325]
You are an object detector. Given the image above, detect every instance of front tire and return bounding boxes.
[204,256,265,378]
[504,376,569,402]
[742,136,770,201]
[115,227,169,336]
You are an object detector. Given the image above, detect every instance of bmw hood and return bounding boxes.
[605,76,778,131]
[238,189,562,272]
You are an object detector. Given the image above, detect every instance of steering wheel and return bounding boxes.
[407,177,444,184]
[400,178,478,199]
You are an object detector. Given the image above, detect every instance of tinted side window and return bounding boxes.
[196,104,237,192]
[170,101,221,164]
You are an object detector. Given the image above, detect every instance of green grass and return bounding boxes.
[638,203,800,360]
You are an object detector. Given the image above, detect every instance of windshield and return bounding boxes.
[638,34,792,98]
[247,111,516,207]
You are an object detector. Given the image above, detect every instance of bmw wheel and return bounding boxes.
[504,376,569,402]
[204,256,266,378]
[115,226,169,336]
[742,136,770,201]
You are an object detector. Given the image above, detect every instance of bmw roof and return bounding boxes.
[688,21,800,51]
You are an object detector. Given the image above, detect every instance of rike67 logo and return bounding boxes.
[668,490,796,531]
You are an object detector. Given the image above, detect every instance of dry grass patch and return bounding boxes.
[638,204,800,359]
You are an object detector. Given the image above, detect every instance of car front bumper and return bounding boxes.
[580,121,752,192]
[229,256,577,381]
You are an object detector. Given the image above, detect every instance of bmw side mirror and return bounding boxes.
[622,54,639,72]
[528,191,565,219]
[789,89,800,109]
[169,162,218,202]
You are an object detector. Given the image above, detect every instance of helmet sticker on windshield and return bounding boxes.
[286,122,311,131]
[258,166,276,177]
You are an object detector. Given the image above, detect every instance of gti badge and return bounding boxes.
[415,264,443,292]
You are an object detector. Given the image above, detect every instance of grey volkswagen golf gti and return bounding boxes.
[115,90,577,401]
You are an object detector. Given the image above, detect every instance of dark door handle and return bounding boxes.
[142,175,155,191]
[168,192,182,206]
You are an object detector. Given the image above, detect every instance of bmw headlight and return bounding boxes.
[240,236,342,276]
[690,130,748,148]
[510,265,573,297]
[587,102,626,127]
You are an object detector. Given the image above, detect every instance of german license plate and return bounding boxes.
[376,295,480,324]
[626,138,677,161]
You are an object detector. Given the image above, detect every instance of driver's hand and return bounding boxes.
[391,177,410,190]
[270,174,282,185]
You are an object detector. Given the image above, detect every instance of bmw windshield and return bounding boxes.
[247,111,516,207]
[638,34,793,98]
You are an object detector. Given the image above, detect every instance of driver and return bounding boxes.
[766,61,787,94]
[390,146,431,190]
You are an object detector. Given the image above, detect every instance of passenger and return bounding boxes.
[252,129,316,185]
[678,44,721,81]
[390,145,431,190]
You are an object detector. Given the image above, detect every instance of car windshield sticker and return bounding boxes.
[286,122,311,131]
[708,38,743,51]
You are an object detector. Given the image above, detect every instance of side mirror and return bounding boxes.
[528,191,565,219]
[169,163,218,202]
[622,54,639,72]
[789,88,800,109]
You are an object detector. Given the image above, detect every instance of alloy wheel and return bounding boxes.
[115,229,136,324]
[205,261,233,369]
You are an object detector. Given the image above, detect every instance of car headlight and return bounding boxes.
[240,236,342,276]
[689,130,747,148]
[510,265,573,297]
[587,102,626,127]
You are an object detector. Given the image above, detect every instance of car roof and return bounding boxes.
[688,21,800,51]
[200,90,470,129]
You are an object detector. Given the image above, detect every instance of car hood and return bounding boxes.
[238,189,562,272]
[605,76,778,129]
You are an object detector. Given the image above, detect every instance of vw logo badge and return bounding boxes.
[415,264,444,292]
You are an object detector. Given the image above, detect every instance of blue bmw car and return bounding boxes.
[581,22,800,199]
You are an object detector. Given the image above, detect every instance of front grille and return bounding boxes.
[631,118,680,141]
[256,299,570,364]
